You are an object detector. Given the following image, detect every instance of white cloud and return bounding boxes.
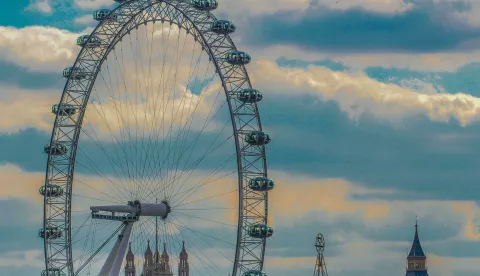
[25,0,53,14]
[75,14,97,26]
[250,60,480,126]
[0,26,79,72]
[218,0,413,16]
[0,250,43,268]
[74,0,114,10]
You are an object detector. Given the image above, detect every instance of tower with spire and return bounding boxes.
[178,241,189,276]
[125,243,136,276]
[406,219,429,276]
[125,199,188,276]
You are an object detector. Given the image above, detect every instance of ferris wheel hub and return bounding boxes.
[90,200,172,221]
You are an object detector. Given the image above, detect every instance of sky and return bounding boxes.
[1,0,480,275]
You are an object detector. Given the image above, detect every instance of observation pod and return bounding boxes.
[39,227,63,239]
[211,20,236,35]
[93,9,117,21]
[40,185,64,198]
[248,177,274,192]
[248,224,274,239]
[62,67,87,80]
[52,104,77,116]
[226,51,251,65]
[191,0,218,11]
[113,0,129,3]
[243,271,267,276]
[77,35,102,48]
[41,269,64,276]
[44,143,68,156]
[238,89,263,103]
[245,131,271,146]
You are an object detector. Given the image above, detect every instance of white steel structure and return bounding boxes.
[40,1,274,276]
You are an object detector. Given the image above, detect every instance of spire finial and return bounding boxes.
[415,216,419,231]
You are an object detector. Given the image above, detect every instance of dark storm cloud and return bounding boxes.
[261,94,480,201]
[242,0,480,53]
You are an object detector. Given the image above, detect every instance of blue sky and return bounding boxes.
[1,0,480,275]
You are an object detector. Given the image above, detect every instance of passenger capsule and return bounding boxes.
[248,177,274,191]
[52,104,77,116]
[93,9,117,21]
[114,0,129,3]
[39,227,63,239]
[243,271,267,276]
[44,143,68,156]
[41,269,63,276]
[248,224,274,239]
[191,0,218,11]
[77,35,102,48]
[63,67,87,80]
[211,20,236,35]
[238,89,263,103]
[40,185,64,197]
[226,51,251,65]
[245,131,271,146]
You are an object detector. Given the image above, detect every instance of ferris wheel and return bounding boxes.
[40,0,274,275]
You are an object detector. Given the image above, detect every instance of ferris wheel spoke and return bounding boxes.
[170,169,237,207]
[166,126,235,202]
[155,27,189,200]
[174,213,235,264]
[144,125,234,204]
[76,129,135,200]
[142,46,206,199]
[75,159,131,203]
[168,222,220,276]
[169,151,236,206]
[174,188,238,209]
[172,211,236,228]
[74,222,124,276]
[90,69,138,188]
[74,176,125,204]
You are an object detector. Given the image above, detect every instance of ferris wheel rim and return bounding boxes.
[42,1,270,276]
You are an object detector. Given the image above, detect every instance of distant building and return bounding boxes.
[405,221,429,276]
[124,240,189,276]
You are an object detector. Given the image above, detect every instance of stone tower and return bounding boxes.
[178,241,189,276]
[406,221,429,276]
[125,242,135,276]
[143,240,154,276]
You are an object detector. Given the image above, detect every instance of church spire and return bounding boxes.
[155,207,161,265]
[178,241,189,276]
[406,218,428,276]
[125,242,135,276]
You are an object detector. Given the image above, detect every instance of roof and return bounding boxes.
[408,223,426,258]
[406,271,429,276]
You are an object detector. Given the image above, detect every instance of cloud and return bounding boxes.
[25,0,53,14]
[451,202,480,241]
[74,14,97,26]
[74,0,115,10]
[251,59,480,126]
[241,0,480,54]
[0,26,79,72]
[0,250,43,269]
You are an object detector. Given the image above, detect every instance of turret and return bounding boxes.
[125,242,135,276]
[144,240,154,267]
[178,241,189,276]
[405,220,429,276]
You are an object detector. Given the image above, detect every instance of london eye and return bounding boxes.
[40,0,273,275]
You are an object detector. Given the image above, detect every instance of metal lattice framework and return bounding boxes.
[41,1,270,275]
[313,233,328,276]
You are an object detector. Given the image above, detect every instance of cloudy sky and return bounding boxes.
[1,0,480,275]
